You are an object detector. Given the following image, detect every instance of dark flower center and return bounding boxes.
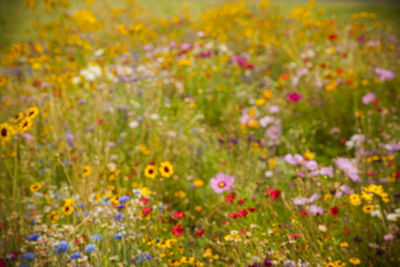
[1,128,7,137]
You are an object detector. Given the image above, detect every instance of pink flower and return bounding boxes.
[335,157,360,182]
[209,173,235,193]
[375,67,395,82]
[269,105,280,114]
[284,154,304,165]
[287,92,302,103]
[362,92,376,104]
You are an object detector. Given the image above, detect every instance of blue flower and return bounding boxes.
[118,195,130,203]
[114,213,123,221]
[27,233,40,241]
[21,252,35,260]
[70,252,81,260]
[113,234,123,240]
[85,244,97,253]
[55,240,69,254]
[90,234,102,242]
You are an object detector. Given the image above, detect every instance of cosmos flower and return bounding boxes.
[209,173,235,193]
[362,92,376,104]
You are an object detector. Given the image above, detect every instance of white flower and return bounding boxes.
[129,121,139,129]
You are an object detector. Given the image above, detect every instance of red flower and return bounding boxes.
[225,195,235,203]
[265,188,280,200]
[299,210,308,216]
[172,224,184,237]
[330,206,339,216]
[343,228,350,234]
[229,209,248,218]
[237,198,246,205]
[142,207,152,215]
[173,211,185,219]
[290,233,302,239]
[240,228,248,235]
[328,33,337,40]
[195,228,205,237]
[248,208,257,212]
[140,198,149,204]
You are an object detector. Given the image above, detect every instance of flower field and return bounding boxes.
[0,0,400,266]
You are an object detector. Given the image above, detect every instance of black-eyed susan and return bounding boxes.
[83,165,92,176]
[0,123,14,144]
[48,210,60,224]
[14,112,24,123]
[325,262,335,267]
[64,198,75,206]
[62,204,74,215]
[26,106,39,119]
[144,165,157,179]
[19,118,32,134]
[362,204,374,214]
[29,182,42,193]
[159,161,174,178]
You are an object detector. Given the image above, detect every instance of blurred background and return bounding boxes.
[1,0,400,47]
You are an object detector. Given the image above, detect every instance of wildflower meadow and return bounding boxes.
[0,0,400,266]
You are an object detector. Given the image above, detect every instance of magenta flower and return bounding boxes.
[335,157,360,182]
[210,173,235,193]
[287,92,302,103]
[362,92,376,104]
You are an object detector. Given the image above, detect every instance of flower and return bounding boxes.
[29,183,42,193]
[0,123,14,145]
[172,224,184,237]
[362,204,374,214]
[70,252,81,260]
[21,252,35,260]
[349,257,361,265]
[83,165,92,176]
[173,211,185,219]
[335,158,360,182]
[330,206,339,216]
[118,195,130,203]
[159,161,174,178]
[349,194,361,206]
[62,205,74,215]
[90,234,102,242]
[193,179,204,187]
[287,92,302,103]
[55,241,69,254]
[18,118,32,134]
[362,92,376,104]
[85,244,97,253]
[209,173,235,193]
[144,165,157,179]
[26,106,39,119]
[28,233,40,241]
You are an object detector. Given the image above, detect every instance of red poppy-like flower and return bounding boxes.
[290,233,302,239]
[330,206,339,216]
[265,188,280,200]
[240,228,248,235]
[248,208,257,212]
[225,195,235,203]
[173,211,185,219]
[142,207,152,215]
[237,198,246,205]
[195,228,205,237]
[328,33,337,40]
[343,228,350,234]
[172,224,184,237]
[229,209,248,218]
[299,210,308,216]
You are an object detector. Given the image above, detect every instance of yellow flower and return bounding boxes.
[14,112,25,123]
[340,242,348,248]
[175,190,186,199]
[325,262,335,267]
[141,187,152,196]
[349,257,361,265]
[144,165,157,179]
[263,89,272,99]
[349,194,362,206]
[83,165,92,176]
[18,118,32,134]
[0,75,7,87]
[159,161,174,178]
[304,151,315,160]
[193,179,204,187]
[195,206,203,211]
[30,182,42,193]
[62,204,74,215]
[361,191,373,202]
[362,204,374,214]
[64,198,75,206]
[0,123,14,145]
[26,106,39,119]
[256,98,266,106]
[48,210,60,223]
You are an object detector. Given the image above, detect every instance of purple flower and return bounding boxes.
[266,125,282,140]
[28,233,40,241]
[209,173,235,193]
[362,92,376,104]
